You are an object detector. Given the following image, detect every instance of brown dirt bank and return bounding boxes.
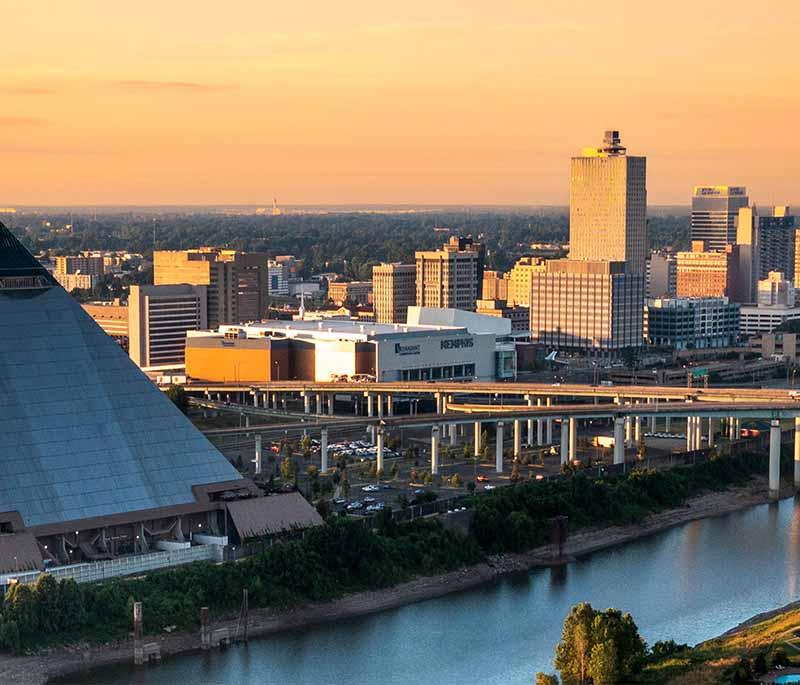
[0,476,788,685]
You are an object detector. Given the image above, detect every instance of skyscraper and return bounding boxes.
[737,205,795,303]
[691,186,749,251]
[415,236,483,311]
[569,130,647,273]
[373,262,416,323]
[154,248,269,327]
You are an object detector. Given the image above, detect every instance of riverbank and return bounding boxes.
[2,475,789,684]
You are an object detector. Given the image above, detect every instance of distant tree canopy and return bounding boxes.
[14,210,690,278]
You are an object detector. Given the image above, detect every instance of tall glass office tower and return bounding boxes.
[691,185,749,251]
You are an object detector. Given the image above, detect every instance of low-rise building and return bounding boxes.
[82,299,129,347]
[54,272,98,291]
[475,298,530,332]
[739,305,800,337]
[757,271,795,306]
[645,297,740,350]
[328,280,373,306]
[186,318,500,383]
[759,332,799,362]
[676,241,740,299]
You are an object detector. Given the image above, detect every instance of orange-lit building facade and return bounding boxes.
[676,241,740,299]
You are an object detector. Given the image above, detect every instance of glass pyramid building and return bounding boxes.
[0,223,252,570]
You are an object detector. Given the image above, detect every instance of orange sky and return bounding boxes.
[3,0,799,206]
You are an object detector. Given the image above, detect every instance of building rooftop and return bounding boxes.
[215,318,466,342]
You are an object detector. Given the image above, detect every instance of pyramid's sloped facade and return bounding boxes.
[0,224,244,529]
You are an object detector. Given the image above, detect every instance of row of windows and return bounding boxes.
[399,364,476,381]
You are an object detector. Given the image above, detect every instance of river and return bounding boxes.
[75,497,800,684]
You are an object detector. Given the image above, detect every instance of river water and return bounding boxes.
[76,498,800,684]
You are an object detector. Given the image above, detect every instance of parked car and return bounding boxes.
[475,475,490,483]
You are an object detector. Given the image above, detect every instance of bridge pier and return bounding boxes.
[303,393,311,414]
[376,425,384,475]
[526,395,534,446]
[495,421,504,473]
[649,414,656,434]
[377,393,384,418]
[770,419,781,500]
[634,415,641,444]
[315,393,322,414]
[474,421,481,457]
[320,428,329,472]
[560,419,569,466]
[387,395,394,416]
[665,416,671,433]
[568,417,577,462]
[366,393,374,418]
[795,417,800,489]
[707,417,714,447]
[613,417,625,465]
[537,398,544,446]
[625,416,632,447]
[514,419,521,459]
[328,394,335,415]
[431,426,440,475]
[449,423,457,446]
[546,398,553,443]
[254,435,262,475]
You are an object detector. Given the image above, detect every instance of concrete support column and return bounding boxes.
[376,426,385,475]
[377,394,384,418]
[366,393,374,418]
[634,416,641,444]
[303,393,310,414]
[495,421,504,473]
[474,421,482,457]
[625,416,632,447]
[707,417,714,447]
[387,395,394,416]
[613,417,625,465]
[568,417,577,462]
[514,419,521,459]
[686,417,694,452]
[665,416,671,433]
[794,417,800,489]
[526,396,534,446]
[546,398,553,444]
[254,435,262,475]
[649,415,656,433]
[315,393,322,414]
[320,428,329,472]
[449,423,457,446]
[328,394,335,415]
[431,426,440,475]
[537,398,544,446]
[769,419,781,500]
[560,419,569,465]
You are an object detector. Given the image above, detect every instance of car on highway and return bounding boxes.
[362,484,380,492]
[475,475,490,483]
[483,484,496,491]
[346,501,364,511]
[363,496,377,504]
[366,502,385,513]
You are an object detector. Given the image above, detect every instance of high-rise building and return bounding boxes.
[482,270,509,301]
[267,260,289,296]
[647,251,677,298]
[55,254,105,276]
[691,186,749,251]
[373,262,416,323]
[736,205,796,303]
[153,248,268,328]
[507,257,538,307]
[128,284,208,369]
[569,130,647,273]
[526,259,644,352]
[415,236,483,311]
[676,241,741,299]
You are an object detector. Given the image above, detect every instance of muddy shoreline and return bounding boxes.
[0,476,788,685]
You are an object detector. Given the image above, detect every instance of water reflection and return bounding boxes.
[71,499,800,685]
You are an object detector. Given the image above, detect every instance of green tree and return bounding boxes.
[390,462,399,480]
[451,473,462,488]
[462,443,471,460]
[535,674,559,685]
[340,469,350,498]
[280,457,296,482]
[510,460,521,483]
[165,384,188,414]
[554,603,645,685]
[300,435,312,457]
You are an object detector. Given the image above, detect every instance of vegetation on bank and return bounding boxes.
[471,450,769,554]
[542,599,800,684]
[0,449,771,653]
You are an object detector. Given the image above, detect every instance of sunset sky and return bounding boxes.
[3,0,799,206]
